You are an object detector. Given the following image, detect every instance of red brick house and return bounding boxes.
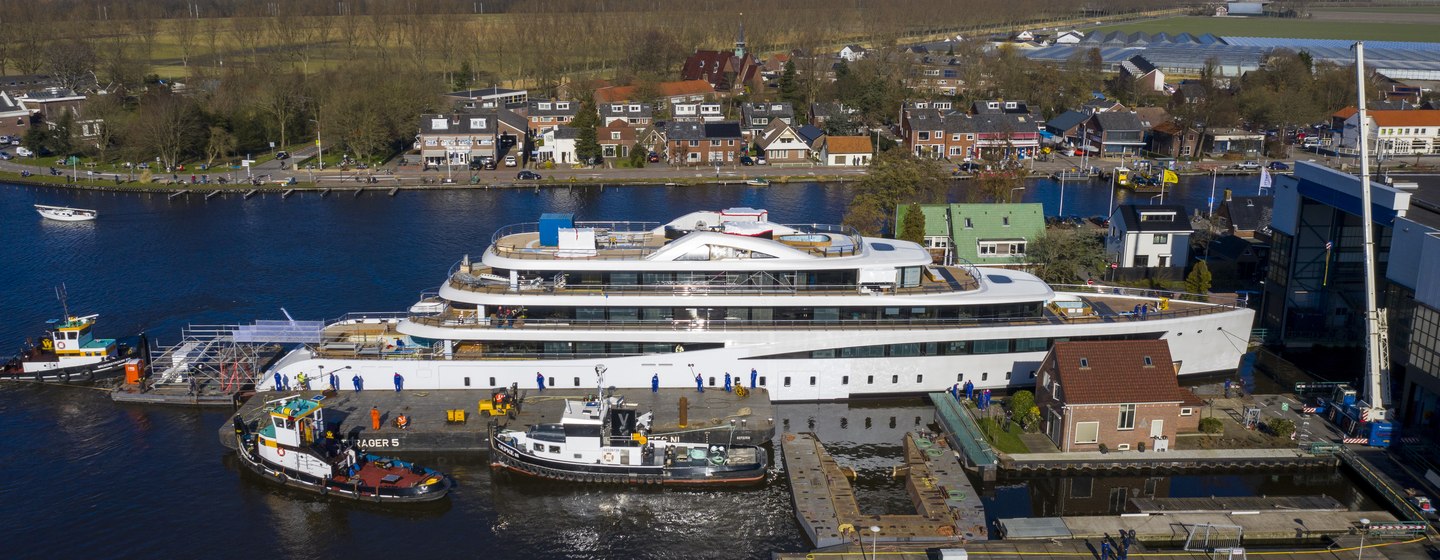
[1036,340,1202,453]
[597,122,636,160]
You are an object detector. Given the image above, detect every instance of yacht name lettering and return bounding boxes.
[359,438,401,448]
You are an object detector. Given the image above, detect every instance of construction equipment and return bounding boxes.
[478,387,517,417]
[446,409,467,424]
[1350,43,1396,444]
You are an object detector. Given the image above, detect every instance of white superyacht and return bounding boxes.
[260,208,1254,401]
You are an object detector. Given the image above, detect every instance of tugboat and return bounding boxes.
[491,392,769,486]
[234,395,452,503]
[1,314,131,382]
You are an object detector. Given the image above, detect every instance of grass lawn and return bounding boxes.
[1312,6,1440,14]
[1092,16,1440,42]
[976,417,1030,454]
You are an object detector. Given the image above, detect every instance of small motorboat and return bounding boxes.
[491,393,769,486]
[35,204,97,221]
[2,314,132,382]
[234,396,452,503]
[745,178,770,187]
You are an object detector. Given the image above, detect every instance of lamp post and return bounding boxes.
[869,525,881,560]
[1357,518,1370,560]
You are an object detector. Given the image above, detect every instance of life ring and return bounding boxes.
[674,345,684,352]
[55,341,67,350]
[602,451,616,463]
[276,447,286,457]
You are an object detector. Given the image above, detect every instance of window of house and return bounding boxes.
[1181,407,1193,416]
[689,140,699,147]
[1118,404,1136,430]
[1002,217,1010,226]
[918,131,930,141]
[1153,234,1169,244]
[1074,422,1099,444]
[952,133,961,141]
[611,132,621,140]
[964,217,974,228]
[978,243,997,255]
[1079,358,1089,368]
[557,102,570,109]
[1135,255,1150,267]
[1143,356,1153,366]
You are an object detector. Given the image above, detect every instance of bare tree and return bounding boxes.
[46,39,97,91]
[128,92,205,170]
[251,70,307,149]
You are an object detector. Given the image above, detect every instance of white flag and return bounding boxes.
[1259,167,1273,192]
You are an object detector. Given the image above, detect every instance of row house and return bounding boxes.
[1083,111,1146,155]
[673,102,724,122]
[539,126,578,164]
[741,102,795,138]
[910,65,963,96]
[526,99,578,133]
[755,120,820,165]
[598,122,637,160]
[593,80,714,110]
[900,107,950,158]
[599,102,654,128]
[666,121,744,165]
[416,110,527,167]
[964,113,1041,160]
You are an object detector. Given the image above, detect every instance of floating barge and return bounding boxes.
[781,431,986,549]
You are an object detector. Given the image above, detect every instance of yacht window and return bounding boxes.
[916,374,923,383]
[464,377,471,387]
[642,308,673,321]
[891,375,899,384]
[573,377,580,387]
[533,443,544,451]
[981,372,988,381]
[972,339,1010,354]
[867,375,874,384]
[815,308,840,322]
[610,308,639,322]
[489,377,496,386]
[709,377,716,386]
[577,342,605,355]
[809,376,816,386]
[548,445,560,453]
[611,343,638,354]
[784,377,792,387]
[956,373,963,382]
[1005,372,1012,380]
[759,376,766,386]
[547,377,554,387]
[611,272,638,285]
[577,308,606,321]
[842,375,850,385]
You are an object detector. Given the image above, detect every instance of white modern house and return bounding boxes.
[1107,204,1193,268]
[1334,108,1440,156]
[839,45,868,62]
[539,126,578,164]
[672,102,724,122]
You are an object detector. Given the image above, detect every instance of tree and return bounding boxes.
[127,92,205,170]
[842,149,948,235]
[898,202,927,244]
[1198,417,1224,434]
[628,141,647,168]
[778,60,800,106]
[251,70,307,150]
[204,126,237,166]
[46,39,97,92]
[972,169,1027,203]
[573,98,600,164]
[1008,390,1038,430]
[1184,260,1213,299]
[22,127,51,156]
[84,94,127,163]
[43,110,75,157]
[1266,417,1295,440]
[1027,229,1106,284]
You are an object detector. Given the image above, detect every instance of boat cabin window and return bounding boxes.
[809,376,816,386]
[549,445,560,453]
[759,376,766,386]
[783,377,791,387]
[533,443,544,451]
[529,425,566,443]
[842,375,849,385]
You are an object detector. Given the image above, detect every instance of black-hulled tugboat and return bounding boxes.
[1,314,131,382]
[235,396,452,503]
[491,393,769,486]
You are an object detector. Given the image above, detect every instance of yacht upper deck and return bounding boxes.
[488,220,865,261]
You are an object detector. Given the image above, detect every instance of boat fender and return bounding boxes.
[277,472,288,484]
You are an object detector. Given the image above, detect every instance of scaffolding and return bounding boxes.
[145,324,297,394]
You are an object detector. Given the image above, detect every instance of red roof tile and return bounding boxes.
[1046,340,1197,405]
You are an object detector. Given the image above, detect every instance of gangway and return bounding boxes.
[110,321,312,406]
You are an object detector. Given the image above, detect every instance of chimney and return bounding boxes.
[1224,188,1232,203]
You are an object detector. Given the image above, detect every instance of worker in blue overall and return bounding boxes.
[695,373,704,393]
[329,373,339,392]
[651,373,659,393]
[750,368,758,388]
[273,371,283,391]
[724,372,732,392]
[352,374,363,392]
[393,372,404,392]
[536,371,546,392]
[964,380,975,401]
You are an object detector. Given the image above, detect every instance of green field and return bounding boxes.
[1092,16,1439,42]
[1311,6,1440,14]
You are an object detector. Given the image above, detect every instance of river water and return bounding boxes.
[4,175,1372,559]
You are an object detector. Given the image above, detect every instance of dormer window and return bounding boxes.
[1002,216,1010,226]
[611,104,623,111]
[1079,358,1089,369]
[629,104,640,112]
[539,102,552,110]
[470,118,486,129]
[557,102,570,110]
[771,104,783,110]
[1005,102,1017,109]
[988,102,999,109]
[431,118,448,130]
[964,217,973,228]
[1143,356,1153,367]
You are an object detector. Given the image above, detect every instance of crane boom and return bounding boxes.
[1354,42,1391,420]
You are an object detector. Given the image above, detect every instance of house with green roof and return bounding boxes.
[895,203,1046,267]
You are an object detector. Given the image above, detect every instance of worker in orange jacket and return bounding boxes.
[370,406,381,430]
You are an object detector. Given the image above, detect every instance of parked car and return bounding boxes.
[15,146,33,157]
[957,162,981,173]
[647,152,660,163]
[0,151,10,160]
[504,155,518,167]
[1268,161,1290,170]
[1234,160,1261,170]
[740,156,755,166]
[516,170,541,180]
[756,156,768,165]
[275,151,290,160]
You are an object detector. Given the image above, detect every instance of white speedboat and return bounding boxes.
[260,207,1254,402]
[35,204,97,221]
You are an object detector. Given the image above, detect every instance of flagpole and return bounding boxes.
[1208,168,1217,218]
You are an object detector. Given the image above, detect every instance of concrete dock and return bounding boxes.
[219,387,774,452]
[1001,447,1338,475]
[781,431,986,549]
[771,537,1427,560]
[1059,510,1398,544]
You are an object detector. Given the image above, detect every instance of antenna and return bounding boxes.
[55,284,70,318]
